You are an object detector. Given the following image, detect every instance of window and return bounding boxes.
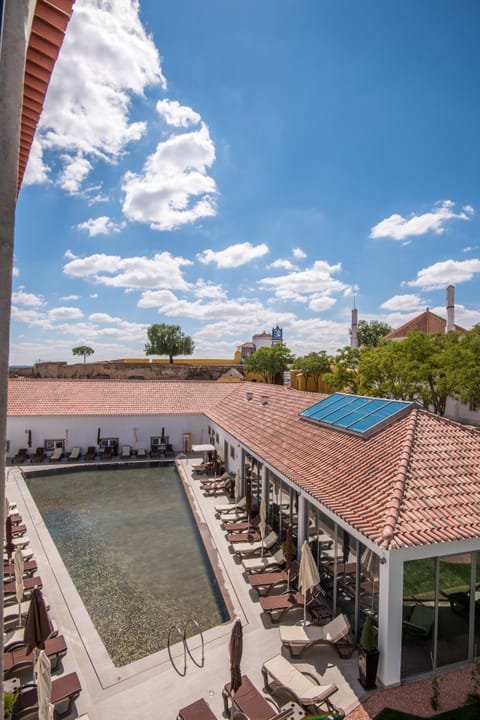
[100,438,118,448]
[44,439,64,450]
[230,445,235,459]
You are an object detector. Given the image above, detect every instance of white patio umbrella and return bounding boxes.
[298,540,320,626]
[361,548,380,612]
[234,469,240,515]
[259,499,267,557]
[35,649,54,720]
[14,546,24,625]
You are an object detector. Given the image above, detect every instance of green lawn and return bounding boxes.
[374,702,480,720]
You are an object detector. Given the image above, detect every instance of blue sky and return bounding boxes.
[11,0,480,365]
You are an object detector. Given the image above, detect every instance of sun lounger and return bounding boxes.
[233,531,278,557]
[248,561,299,596]
[4,575,43,602]
[12,448,29,465]
[68,447,81,461]
[242,549,285,574]
[10,523,27,537]
[12,670,81,720]
[223,674,291,720]
[4,547,33,564]
[260,586,328,624]
[279,613,354,658]
[136,448,148,458]
[30,447,45,463]
[165,443,174,457]
[192,461,214,474]
[227,529,262,543]
[202,478,231,496]
[8,513,23,525]
[7,536,30,550]
[4,618,58,651]
[121,445,131,459]
[222,517,260,532]
[4,634,68,679]
[215,496,246,514]
[262,655,342,716]
[177,697,218,720]
[4,595,50,624]
[49,446,64,462]
[3,558,37,580]
[85,446,97,461]
[101,446,114,460]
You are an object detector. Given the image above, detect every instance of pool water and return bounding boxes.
[26,465,228,666]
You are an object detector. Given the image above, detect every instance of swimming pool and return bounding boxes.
[25,465,228,666]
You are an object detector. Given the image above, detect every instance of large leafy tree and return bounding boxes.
[293,351,331,391]
[323,346,362,393]
[145,323,194,364]
[72,345,94,364]
[356,320,392,348]
[244,344,294,384]
[452,325,480,410]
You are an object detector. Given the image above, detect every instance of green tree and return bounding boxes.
[356,320,392,348]
[323,346,361,393]
[72,345,94,364]
[244,344,294,384]
[451,325,480,410]
[293,351,332,391]
[144,323,194,364]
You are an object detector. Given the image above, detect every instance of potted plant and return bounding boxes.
[358,615,379,690]
[4,690,19,720]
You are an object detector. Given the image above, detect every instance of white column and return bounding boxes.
[297,494,307,554]
[377,550,403,686]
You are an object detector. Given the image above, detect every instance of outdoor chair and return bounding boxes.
[121,445,131,459]
[177,697,218,720]
[259,587,325,624]
[3,547,33,564]
[222,516,260,532]
[402,603,434,639]
[261,655,342,717]
[4,618,58,652]
[29,447,45,463]
[165,443,174,457]
[68,447,81,461]
[12,670,81,720]
[4,594,50,625]
[12,448,29,465]
[3,558,37,580]
[4,634,68,679]
[49,446,63,462]
[242,549,285,574]
[84,446,97,461]
[227,529,263,543]
[233,531,278,557]
[136,448,148,458]
[11,523,28,537]
[247,561,299,597]
[101,446,114,460]
[223,674,294,720]
[215,496,247,515]
[279,613,354,658]
[4,576,43,604]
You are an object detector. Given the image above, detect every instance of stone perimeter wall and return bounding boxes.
[11,361,245,381]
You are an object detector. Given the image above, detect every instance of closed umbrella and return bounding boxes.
[259,499,267,557]
[298,540,320,626]
[234,469,240,512]
[24,588,53,679]
[35,649,54,720]
[14,546,25,624]
[245,480,252,532]
[285,523,294,591]
[229,618,243,720]
[5,514,15,579]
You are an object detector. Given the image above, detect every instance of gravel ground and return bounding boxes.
[346,666,478,719]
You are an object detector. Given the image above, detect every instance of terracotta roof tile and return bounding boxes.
[385,309,466,339]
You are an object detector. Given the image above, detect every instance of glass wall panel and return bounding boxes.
[475,553,480,658]
[402,558,435,677]
[437,554,471,667]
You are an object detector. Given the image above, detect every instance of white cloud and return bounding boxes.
[63,251,192,290]
[370,200,472,241]
[137,289,267,320]
[58,154,92,193]
[193,280,227,299]
[259,260,347,303]
[156,99,201,127]
[308,295,337,312]
[12,267,19,278]
[405,258,480,290]
[462,245,477,253]
[267,259,296,271]
[77,216,125,236]
[122,122,217,231]
[197,242,269,269]
[88,313,122,323]
[293,247,307,259]
[60,295,81,301]
[380,294,424,312]
[12,289,45,307]
[49,306,84,321]
[24,0,165,190]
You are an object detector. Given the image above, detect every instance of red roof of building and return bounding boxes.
[8,378,480,551]
[385,309,466,340]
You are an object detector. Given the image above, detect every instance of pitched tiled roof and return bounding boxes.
[8,379,480,550]
[7,379,238,416]
[385,309,466,339]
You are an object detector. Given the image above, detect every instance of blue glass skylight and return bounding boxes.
[300,393,414,437]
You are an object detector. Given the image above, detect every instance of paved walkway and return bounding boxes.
[6,460,367,719]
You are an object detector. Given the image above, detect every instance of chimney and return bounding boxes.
[351,307,359,349]
[260,394,268,405]
[446,285,455,333]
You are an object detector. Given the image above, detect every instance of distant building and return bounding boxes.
[236,326,284,361]
[385,285,466,341]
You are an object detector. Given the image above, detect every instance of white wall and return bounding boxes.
[7,414,208,458]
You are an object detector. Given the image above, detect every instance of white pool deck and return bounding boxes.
[5,460,367,719]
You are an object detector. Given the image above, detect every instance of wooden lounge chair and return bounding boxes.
[215,496,246,515]
[242,549,285,574]
[4,547,33,564]
[3,558,37,580]
[68,447,81,461]
[223,517,260,532]
[121,445,131,459]
[262,655,342,717]
[4,575,43,603]
[11,523,27,537]
[233,531,278,557]
[12,671,81,720]
[12,448,29,464]
[4,634,67,679]
[177,697,218,720]
[136,448,148,458]
[29,447,45,463]
[85,446,97,461]
[4,618,58,651]
[192,461,213,474]
[101,446,114,460]
[227,529,262,543]
[260,590,316,624]
[4,594,50,624]
[279,613,354,658]
[248,561,299,597]
[223,674,291,720]
[49,446,63,462]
